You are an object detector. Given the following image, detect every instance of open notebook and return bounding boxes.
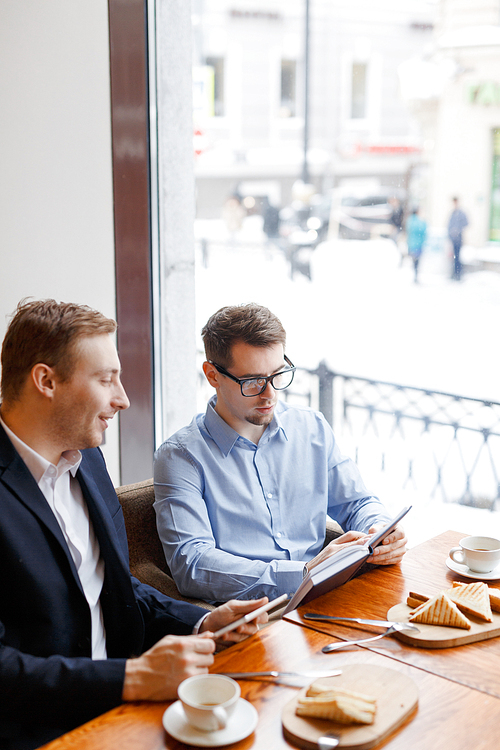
[283,506,411,614]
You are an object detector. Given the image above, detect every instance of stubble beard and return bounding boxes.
[245,402,276,427]
[50,403,104,453]
[246,414,273,427]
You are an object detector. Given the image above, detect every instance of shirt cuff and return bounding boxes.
[193,611,211,634]
[273,560,310,597]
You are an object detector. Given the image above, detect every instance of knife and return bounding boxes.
[217,670,342,686]
[303,614,420,631]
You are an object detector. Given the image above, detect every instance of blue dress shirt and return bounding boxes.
[154,397,390,603]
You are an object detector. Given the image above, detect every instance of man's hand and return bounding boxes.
[123,632,215,702]
[122,599,269,702]
[368,524,407,565]
[306,531,370,574]
[200,597,269,645]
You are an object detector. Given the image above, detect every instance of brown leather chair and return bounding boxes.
[116,477,343,609]
[116,478,215,610]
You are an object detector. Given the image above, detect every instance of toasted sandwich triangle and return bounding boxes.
[446,581,493,622]
[409,592,471,629]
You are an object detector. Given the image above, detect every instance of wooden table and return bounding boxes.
[40,530,500,749]
[285,530,500,699]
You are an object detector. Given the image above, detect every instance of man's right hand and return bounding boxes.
[122,632,215,702]
[305,530,370,574]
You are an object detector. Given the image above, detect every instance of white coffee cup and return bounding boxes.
[449,536,500,573]
[177,674,240,732]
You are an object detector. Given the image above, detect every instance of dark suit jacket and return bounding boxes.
[0,425,206,750]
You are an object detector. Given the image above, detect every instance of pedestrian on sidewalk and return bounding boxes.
[406,207,427,283]
[448,197,468,281]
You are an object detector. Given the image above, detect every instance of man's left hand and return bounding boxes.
[200,597,269,645]
[368,524,407,565]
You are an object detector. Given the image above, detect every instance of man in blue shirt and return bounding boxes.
[154,304,407,604]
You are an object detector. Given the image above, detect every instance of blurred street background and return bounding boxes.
[195,217,500,402]
[191,0,500,548]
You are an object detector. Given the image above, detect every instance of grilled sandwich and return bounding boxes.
[409,592,471,629]
[296,682,377,725]
[446,581,492,622]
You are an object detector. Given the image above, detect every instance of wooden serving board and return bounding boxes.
[282,664,418,750]
[387,603,500,648]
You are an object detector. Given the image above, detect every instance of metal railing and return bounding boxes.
[283,362,500,510]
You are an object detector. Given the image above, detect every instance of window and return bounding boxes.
[205,56,225,117]
[280,59,297,117]
[351,61,367,119]
[490,129,500,241]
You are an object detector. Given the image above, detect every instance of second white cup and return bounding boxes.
[449,535,500,573]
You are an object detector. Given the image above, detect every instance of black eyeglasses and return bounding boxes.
[209,355,296,397]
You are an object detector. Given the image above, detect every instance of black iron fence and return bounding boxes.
[283,363,500,510]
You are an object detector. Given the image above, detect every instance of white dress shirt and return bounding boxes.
[0,418,107,659]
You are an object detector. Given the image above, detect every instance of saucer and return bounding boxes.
[446,557,500,580]
[163,698,258,747]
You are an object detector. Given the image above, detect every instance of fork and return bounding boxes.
[318,732,341,749]
[322,622,413,653]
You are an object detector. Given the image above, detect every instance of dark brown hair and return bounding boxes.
[201,303,286,367]
[1,298,117,404]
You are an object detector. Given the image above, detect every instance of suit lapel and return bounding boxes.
[77,453,144,656]
[0,425,84,591]
[76,458,129,575]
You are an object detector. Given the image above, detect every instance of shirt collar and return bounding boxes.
[204,395,288,455]
[0,416,82,483]
[262,403,288,443]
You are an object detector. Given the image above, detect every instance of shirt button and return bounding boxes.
[47,466,57,477]
[267,493,273,499]
[276,532,282,538]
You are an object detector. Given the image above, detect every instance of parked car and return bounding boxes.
[329,187,407,240]
[299,187,406,241]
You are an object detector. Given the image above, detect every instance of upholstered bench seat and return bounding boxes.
[116,477,343,609]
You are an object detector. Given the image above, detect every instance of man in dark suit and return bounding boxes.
[0,299,267,750]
